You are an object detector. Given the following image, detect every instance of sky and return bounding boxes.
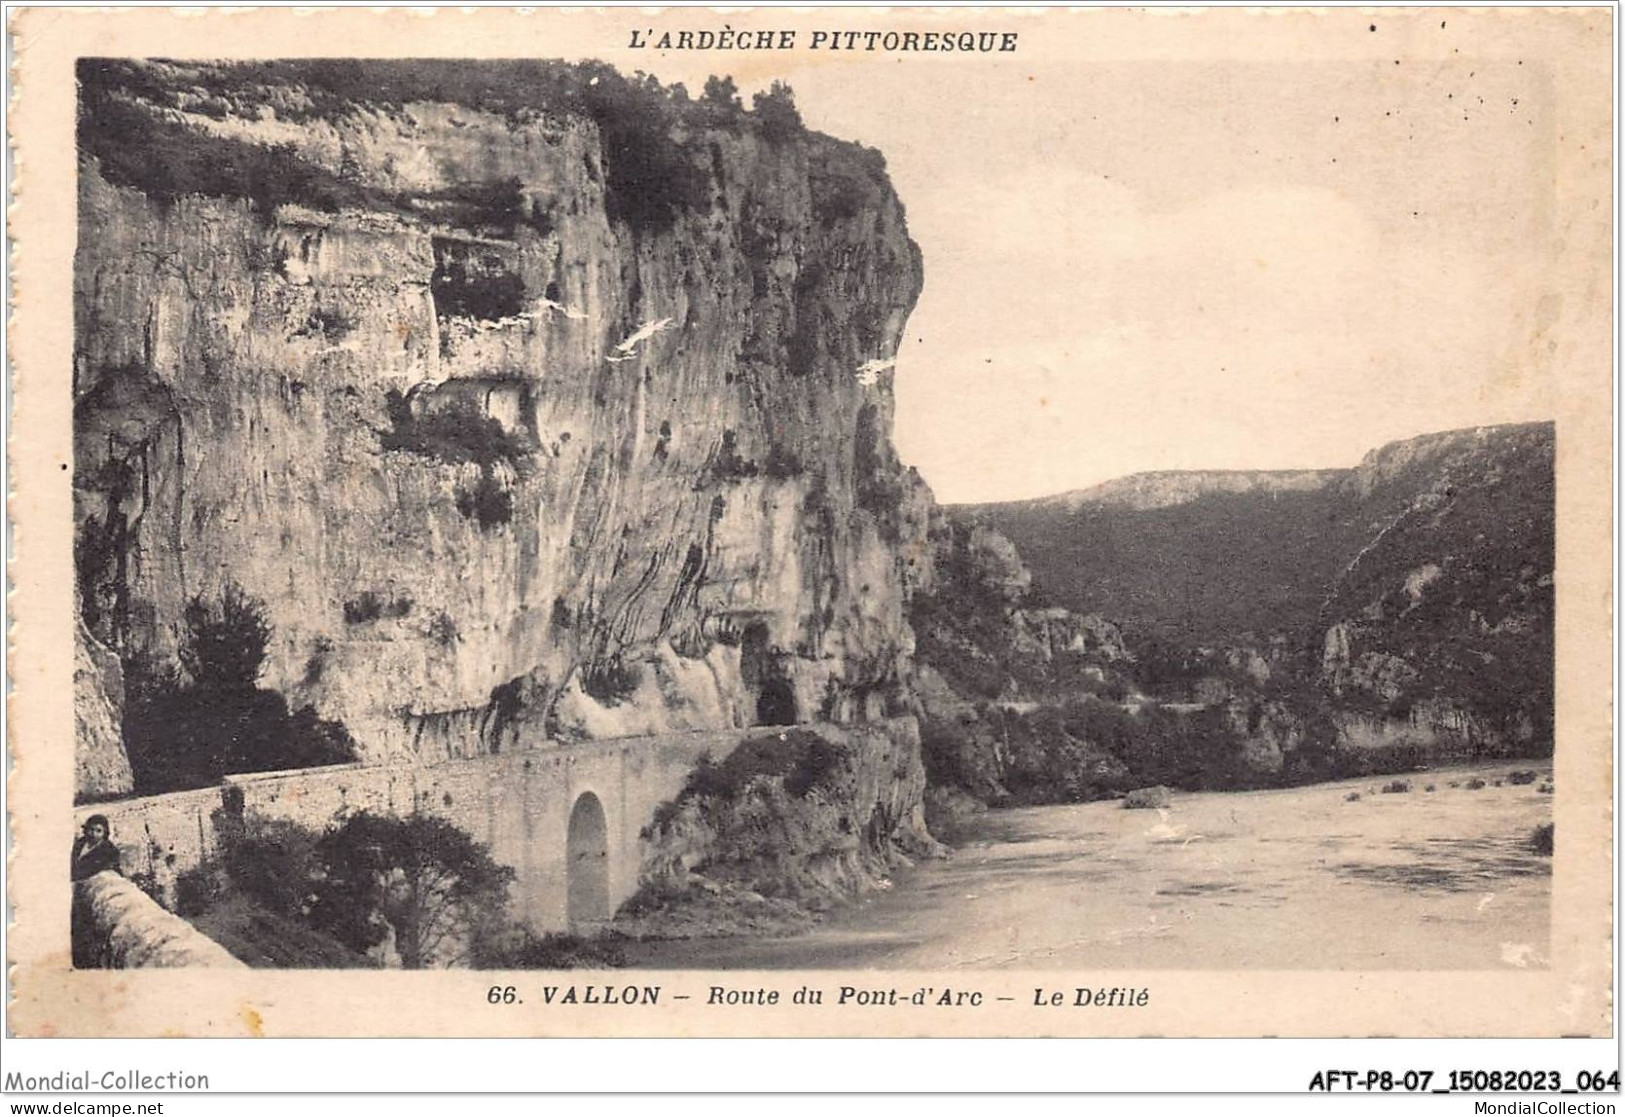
[612,9,1604,503]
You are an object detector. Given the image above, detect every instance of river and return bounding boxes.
[624,761,1553,970]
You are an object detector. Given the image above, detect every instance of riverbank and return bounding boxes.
[619,761,1552,970]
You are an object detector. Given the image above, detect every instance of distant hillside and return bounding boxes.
[913,422,1555,809]
[1316,423,1555,743]
[954,423,1554,649]
[999,469,1344,514]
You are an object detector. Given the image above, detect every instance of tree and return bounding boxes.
[571,63,709,232]
[702,75,741,110]
[309,813,516,968]
[121,584,356,793]
[180,583,271,692]
[752,81,801,143]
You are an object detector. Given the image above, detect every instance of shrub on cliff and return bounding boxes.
[709,429,758,481]
[308,812,515,969]
[471,928,629,970]
[645,731,850,841]
[80,60,832,239]
[1529,822,1554,856]
[78,61,380,217]
[456,472,514,530]
[752,82,802,144]
[577,65,709,233]
[579,657,642,706]
[683,730,848,804]
[121,585,356,794]
[810,141,887,226]
[179,584,270,692]
[415,177,544,239]
[379,390,528,469]
[379,394,521,531]
[762,441,805,480]
[641,726,921,915]
[343,590,413,625]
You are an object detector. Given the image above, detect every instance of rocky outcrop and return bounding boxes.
[73,61,929,782]
[1220,697,1302,773]
[1313,422,1554,754]
[74,618,134,799]
[1321,623,1417,702]
[963,525,1031,601]
[1122,786,1171,809]
[1009,608,1130,665]
[629,718,938,925]
[909,514,1139,708]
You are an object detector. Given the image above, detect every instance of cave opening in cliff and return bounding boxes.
[430,238,525,323]
[740,621,799,727]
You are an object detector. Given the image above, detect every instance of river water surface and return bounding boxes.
[625,762,1553,970]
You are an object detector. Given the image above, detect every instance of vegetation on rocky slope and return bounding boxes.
[121,586,356,795]
[914,424,1555,811]
[177,808,518,968]
[964,423,1551,648]
[625,723,936,935]
[77,58,886,237]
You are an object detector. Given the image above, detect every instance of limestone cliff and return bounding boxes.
[74,616,134,799]
[999,469,1345,514]
[1314,423,1555,755]
[73,60,930,781]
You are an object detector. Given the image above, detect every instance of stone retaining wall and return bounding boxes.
[73,871,244,968]
[76,727,758,934]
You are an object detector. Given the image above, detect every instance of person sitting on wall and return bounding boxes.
[71,815,121,881]
[71,814,121,968]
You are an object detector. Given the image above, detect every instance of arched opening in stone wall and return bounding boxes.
[566,792,610,928]
[740,621,798,726]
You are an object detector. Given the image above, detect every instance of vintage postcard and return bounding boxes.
[6,5,1613,1042]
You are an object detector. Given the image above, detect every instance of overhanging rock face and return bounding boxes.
[73,61,933,782]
